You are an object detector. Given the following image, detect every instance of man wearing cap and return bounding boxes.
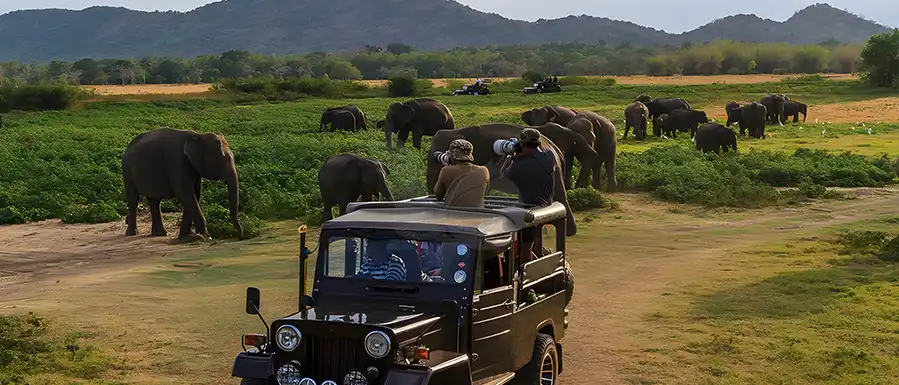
[501,128,557,263]
[434,139,490,208]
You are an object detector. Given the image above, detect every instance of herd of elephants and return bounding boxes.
[118,93,808,240]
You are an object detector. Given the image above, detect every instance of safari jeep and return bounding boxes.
[231,196,573,385]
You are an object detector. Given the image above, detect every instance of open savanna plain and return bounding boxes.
[3,75,899,385]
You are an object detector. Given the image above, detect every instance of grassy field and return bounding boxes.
[2,74,899,385]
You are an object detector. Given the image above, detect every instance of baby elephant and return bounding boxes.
[653,113,668,137]
[624,101,649,140]
[695,123,737,154]
[318,154,393,222]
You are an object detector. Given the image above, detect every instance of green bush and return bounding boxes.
[202,204,268,240]
[836,230,890,255]
[0,84,84,112]
[215,76,368,99]
[567,187,609,211]
[60,203,122,224]
[521,70,546,83]
[387,75,418,97]
[0,313,113,384]
[0,206,26,225]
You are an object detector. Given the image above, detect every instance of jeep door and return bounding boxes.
[470,244,515,379]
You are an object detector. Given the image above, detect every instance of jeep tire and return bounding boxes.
[564,260,574,305]
[512,333,558,385]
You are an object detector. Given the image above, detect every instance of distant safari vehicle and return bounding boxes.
[523,77,561,94]
[453,79,492,95]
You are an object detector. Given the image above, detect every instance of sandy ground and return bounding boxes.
[82,74,858,95]
[1,188,897,384]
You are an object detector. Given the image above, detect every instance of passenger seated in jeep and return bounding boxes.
[357,239,407,281]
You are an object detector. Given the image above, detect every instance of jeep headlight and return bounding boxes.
[364,331,391,359]
[275,325,301,352]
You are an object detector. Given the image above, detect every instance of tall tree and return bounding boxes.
[860,29,899,87]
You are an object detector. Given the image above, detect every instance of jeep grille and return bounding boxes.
[303,335,362,381]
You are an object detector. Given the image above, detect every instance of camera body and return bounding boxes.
[432,151,452,166]
[493,138,523,156]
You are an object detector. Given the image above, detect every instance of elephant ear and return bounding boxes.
[521,110,533,125]
[184,133,230,178]
[544,107,559,122]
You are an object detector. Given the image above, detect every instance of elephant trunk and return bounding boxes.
[384,121,394,150]
[225,170,242,237]
[377,176,394,202]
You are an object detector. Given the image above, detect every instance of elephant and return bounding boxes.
[664,108,709,138]
[121,128,242,239]
[760,94,788,125]
[318,153,394,222]
[567,111,617,192]
[695,123,737,154]
[520,105,578,127]
[529,123,598,190]
[652,113,668,137]
[725,101,742,127]
[643,97,692,121]
[740,102,768,139]
[782,100,808,123]
[634,94,653,104]
[384,98,455,150]
[321,109,356,132]
[427,123,578,236]
[624,101,649,140]
[321,105,366,131]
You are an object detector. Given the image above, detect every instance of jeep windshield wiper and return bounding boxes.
[365,283,419,293]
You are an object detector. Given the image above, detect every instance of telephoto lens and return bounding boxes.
[433,151,452,166]
[492,138,520,156]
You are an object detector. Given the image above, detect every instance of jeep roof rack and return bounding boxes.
[322,195,567,236]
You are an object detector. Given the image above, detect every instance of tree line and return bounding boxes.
[0,41,866,86]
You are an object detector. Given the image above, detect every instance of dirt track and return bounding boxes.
[1,189,898,384]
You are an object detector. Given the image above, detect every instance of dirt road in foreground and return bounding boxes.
[1,188,897,384]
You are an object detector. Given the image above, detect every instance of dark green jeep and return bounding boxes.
[232,196,574,385]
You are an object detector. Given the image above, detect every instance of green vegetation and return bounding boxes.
[0,75,895,234]
[0,313,117,385]
[0,41,865,87]
[0,84,86,112]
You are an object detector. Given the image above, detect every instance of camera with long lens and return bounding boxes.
[492,138,522,156]
[432,151,452,166]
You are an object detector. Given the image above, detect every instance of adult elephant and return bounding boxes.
[741,102,767,139]
[665,108,709,138]
[567,111,617,192]
[760,94,788,125]
[318,154,393,222]
[427,123,578,236]
[652,113,668,137]
[384,98,455,150]
[321,110,356,132]
[521,105,578,126]
[624,101,649,140]
[321,105,366,131]
[782,100,808,123]
[643,97,692,121]
[695,123,737,154]
[122,128,242,239]
[529,123,598,190]
[725,101,742,127]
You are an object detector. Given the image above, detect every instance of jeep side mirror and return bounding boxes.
[246,287,261,315]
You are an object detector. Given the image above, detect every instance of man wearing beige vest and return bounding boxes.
[434,139,490,208]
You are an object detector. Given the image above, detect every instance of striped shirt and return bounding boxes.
[358,254,407,281]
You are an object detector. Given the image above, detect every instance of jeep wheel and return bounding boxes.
[240,378,274,385]
[512,333,558,385]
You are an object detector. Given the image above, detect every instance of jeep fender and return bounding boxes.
[231,352,274,380]
[384,353,473,385]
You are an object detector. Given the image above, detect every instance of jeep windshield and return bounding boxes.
[321,229,477,286]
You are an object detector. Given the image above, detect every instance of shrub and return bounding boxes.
[215,76,368,99]
[0,206,26,225]
[0,84,84,112]
[521,70,546,83]
[836,230,890,255]
[387,75,418,97]
[567,187,609,211]
[797,178,827,198]
[203,204,268,240]
[60,203,122,224]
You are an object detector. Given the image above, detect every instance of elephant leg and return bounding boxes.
[412,131,423,150]
[322,202,334,223]
[563,152,575,190]
[605,156,617,193]
[148,198,167,236]
[125,181,139,236]
[623,124,630,139]
[177,192,205,238]
[192,181,201,233]
[591,157,603,190]
[793,115,798,123]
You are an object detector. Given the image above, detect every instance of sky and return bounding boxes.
[0,0,896,34]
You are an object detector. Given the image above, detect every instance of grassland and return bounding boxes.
[2,74,899,385]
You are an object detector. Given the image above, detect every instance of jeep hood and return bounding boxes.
[282,303,439,330]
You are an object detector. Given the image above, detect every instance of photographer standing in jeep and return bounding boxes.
[434,139,490,208]
[501,128,557,263]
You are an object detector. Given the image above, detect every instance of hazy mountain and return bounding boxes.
[0,0,891,62]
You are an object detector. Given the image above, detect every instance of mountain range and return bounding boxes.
[0,0,893,62]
